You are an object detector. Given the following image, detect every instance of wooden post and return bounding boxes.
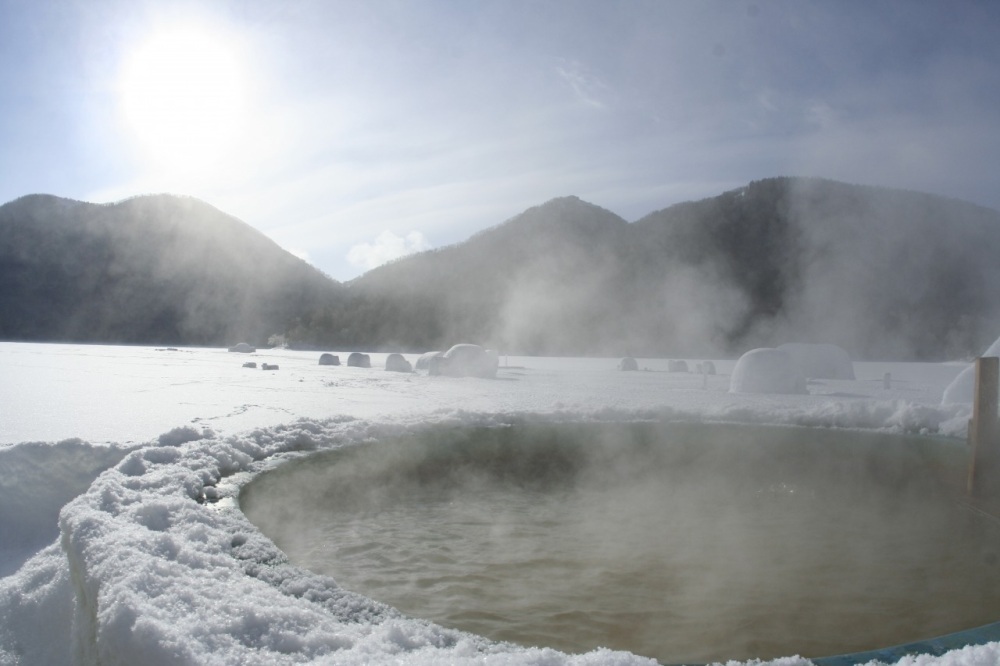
[968,357,1000,499]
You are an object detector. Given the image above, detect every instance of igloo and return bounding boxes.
[777,343,855,380]
[619,357,638,371]
[430,344,498,378]
[667,360,689,373]
[347,352,371,368]
[318,353,340,366]
[414,351,443,372]
[730,348,808,395]
[385,353,413,373]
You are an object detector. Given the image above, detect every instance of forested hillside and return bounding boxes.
[4,179,1000,359]
[289,196,633,353]
[289,178,1000,359]
[0,194,343,346]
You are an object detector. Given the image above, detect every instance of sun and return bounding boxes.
[119,25,247,172]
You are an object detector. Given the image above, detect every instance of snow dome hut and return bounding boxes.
[698,361,716,375]
[619,357,638,371]
[414,351,443,372]
[667,360,689,373]
[318,353,340,366]
[730,348,808,395]
[385,353,412,373]
[347,352,371,368]
[430,344,498,378]
[777,343,855,380]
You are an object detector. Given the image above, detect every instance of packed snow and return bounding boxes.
[0,341,992,665]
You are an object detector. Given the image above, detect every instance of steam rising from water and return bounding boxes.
[242,422,1000,663]
[472,180,1000,359]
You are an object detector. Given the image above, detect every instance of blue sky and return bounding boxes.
[3,0,999,281]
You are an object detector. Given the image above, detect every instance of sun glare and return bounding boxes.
[120,25,247,173]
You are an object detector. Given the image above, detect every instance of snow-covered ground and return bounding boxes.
[0,342,991,665]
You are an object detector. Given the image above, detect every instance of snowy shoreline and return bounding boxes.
[1,342,992,665]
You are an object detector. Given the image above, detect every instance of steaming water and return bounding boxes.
[241,422,1000,663]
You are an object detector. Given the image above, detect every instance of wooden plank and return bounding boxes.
[968,357,1000,498]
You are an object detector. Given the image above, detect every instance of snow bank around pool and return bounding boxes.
[0,395,983,666]
[4,416,673,666]
[0,438,134,577]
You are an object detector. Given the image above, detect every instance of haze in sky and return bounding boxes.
[2,0,999,280]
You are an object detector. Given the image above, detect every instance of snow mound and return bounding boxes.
[0,439,132,575]
[430,345,498,378]
[943,365,978,405]
[158,426,213,447]
[730,348,808,395]
[347,352,372,368]
[667,360,689,373]
[414,351,442,372]
[943,335,1000,404]
[777,343,855,380]
[385,353,413,373]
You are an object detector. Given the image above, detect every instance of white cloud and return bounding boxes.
[554,58,611,110]
[347,230,431,271]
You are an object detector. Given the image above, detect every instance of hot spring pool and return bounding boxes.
[240,422,1000,663]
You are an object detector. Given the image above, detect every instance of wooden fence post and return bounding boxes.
[968,357,1000,499]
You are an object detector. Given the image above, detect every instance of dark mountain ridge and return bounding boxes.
[328,177,1000,359]
[4,178,1000,359]
[0,193,343,346]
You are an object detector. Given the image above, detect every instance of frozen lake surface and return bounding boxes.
[0,341,993,666]
[0,342,968,446]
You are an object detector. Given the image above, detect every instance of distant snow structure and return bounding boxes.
[242,362,257,369]
[385,353,412,373]
[347,352,371,368]
[618,357,638,371]
[318,353,340,366]
[942,335,1000,404]
[261,363,279,371]
[414,351,443,372]
[228,343,255,353]
[777,343,855,380]
[697,361,716,375]
[667,360,689,373]
[730,348,807,395]
[430,344,498,378]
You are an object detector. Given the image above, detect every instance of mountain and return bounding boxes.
[325,196,633,352]
[629,178,1000,359]
[0,194,343,346]
[302,178,1000,360]
[5,179,1000,359]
